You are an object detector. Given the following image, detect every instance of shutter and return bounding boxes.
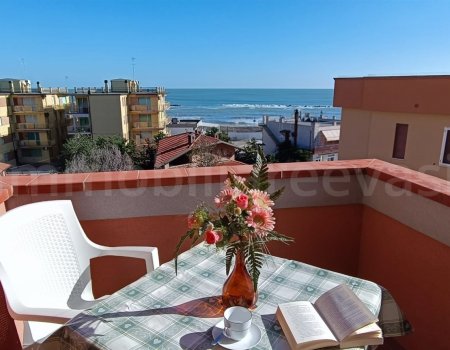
[392,124,408,159]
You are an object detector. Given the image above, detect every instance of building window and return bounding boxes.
[392,123,408,159]
[440,128,450,165]
[138,97,151,107]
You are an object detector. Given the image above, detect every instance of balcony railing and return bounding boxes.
[18,140,47,147]
[67,126,92,134]
[129,105,152,112]
[66,107,90,114]
[132,121,165,130]
[13,106,43,113]
[0,159,448,350]
[16,123,49,130]
[38,87,68,94]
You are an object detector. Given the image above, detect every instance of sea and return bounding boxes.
[166,89,340,126]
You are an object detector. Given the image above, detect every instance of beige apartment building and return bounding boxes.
[334,75,450,180]
[0,94,15,165]
[0,79,68,165]
[66,79,168,145]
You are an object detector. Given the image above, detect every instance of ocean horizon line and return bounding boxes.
[165,87,334,90]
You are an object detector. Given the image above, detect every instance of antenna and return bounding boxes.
[131,57,136,80]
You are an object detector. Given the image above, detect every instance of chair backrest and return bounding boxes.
[0,200,99,309]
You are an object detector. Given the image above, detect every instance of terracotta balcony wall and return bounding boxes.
[0,160,449,350]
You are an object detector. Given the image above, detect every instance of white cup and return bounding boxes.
[223,306,252,341]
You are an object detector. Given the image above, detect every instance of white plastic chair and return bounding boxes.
[0,200,159,346]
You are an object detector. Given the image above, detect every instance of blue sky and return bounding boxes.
[2,0,450,88]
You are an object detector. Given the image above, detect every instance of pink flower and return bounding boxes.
[235,193,249,209]
[215,187,237,207]
[205,229,220,244]
[249,189,274,210]
[246,207,275,237]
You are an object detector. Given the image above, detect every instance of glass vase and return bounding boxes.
[222,249,257,309]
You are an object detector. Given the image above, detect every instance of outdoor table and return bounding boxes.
[37,243,410,349]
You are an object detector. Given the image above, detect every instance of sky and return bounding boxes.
[2,0,450,88]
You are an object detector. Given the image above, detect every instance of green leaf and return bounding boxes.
[243,239,265,292]
[225,243,238,275]
[228,173,249,193]
[269,187,284,201]
[246,147,269,191]
[266,231,295,244]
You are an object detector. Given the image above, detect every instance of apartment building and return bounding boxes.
[67,79,168,145]
[0,94,15,165]
[0,79,68,165]
[261,112,340,161]
[334,75,450,180]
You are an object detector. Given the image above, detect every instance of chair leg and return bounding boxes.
[22,321,62,347]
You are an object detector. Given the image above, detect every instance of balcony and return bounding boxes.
[12,105,43,113]
[129,105,153,113]
[131,121,164,131]
[15,123,49,131]
[18,140,51,147]
[67,126,91,134]
[0,159,449,350]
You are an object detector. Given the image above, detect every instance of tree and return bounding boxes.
[274,141,312,163]
[135,138,157,170]
[65,146,134,173]
[62,135,140,172]
[235,138,261,164]
[206,127,231,142]
[153,132,167,142]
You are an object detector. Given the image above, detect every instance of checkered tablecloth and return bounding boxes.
[37,243,410,349]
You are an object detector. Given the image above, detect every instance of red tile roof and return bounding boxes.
[154,133,236,168]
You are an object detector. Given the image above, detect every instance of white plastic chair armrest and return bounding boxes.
[7,302,80,324]
[98,246,159,272]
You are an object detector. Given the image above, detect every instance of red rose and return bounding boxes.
[205,229,220,244]
[235,193,249,210]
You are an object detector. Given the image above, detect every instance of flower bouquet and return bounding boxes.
[174,150,293,307]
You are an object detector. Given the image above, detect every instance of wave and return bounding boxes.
[221,103,335,109]
[222,103,289,109]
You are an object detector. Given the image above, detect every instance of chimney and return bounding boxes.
[104,80,109,93]
[293,109,299,148]
[9,81,14,93]
[188,132,195,145]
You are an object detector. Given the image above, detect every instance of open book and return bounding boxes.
[276,284,383,350]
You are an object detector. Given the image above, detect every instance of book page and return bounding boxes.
[314,284,378,341]
[277,301,338,346]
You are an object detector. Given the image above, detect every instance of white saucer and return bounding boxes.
[212,319,262,349]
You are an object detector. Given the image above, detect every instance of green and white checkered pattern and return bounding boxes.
[40,244,410,349]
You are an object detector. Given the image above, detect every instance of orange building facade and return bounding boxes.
[334,75,450,180]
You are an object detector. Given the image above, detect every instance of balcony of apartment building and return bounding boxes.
[0,159,448,350]
[11,105,44,114]
[66,110,91,136]
[17,139,54,148]
[15,122,50,131]
[128,104,157,114]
